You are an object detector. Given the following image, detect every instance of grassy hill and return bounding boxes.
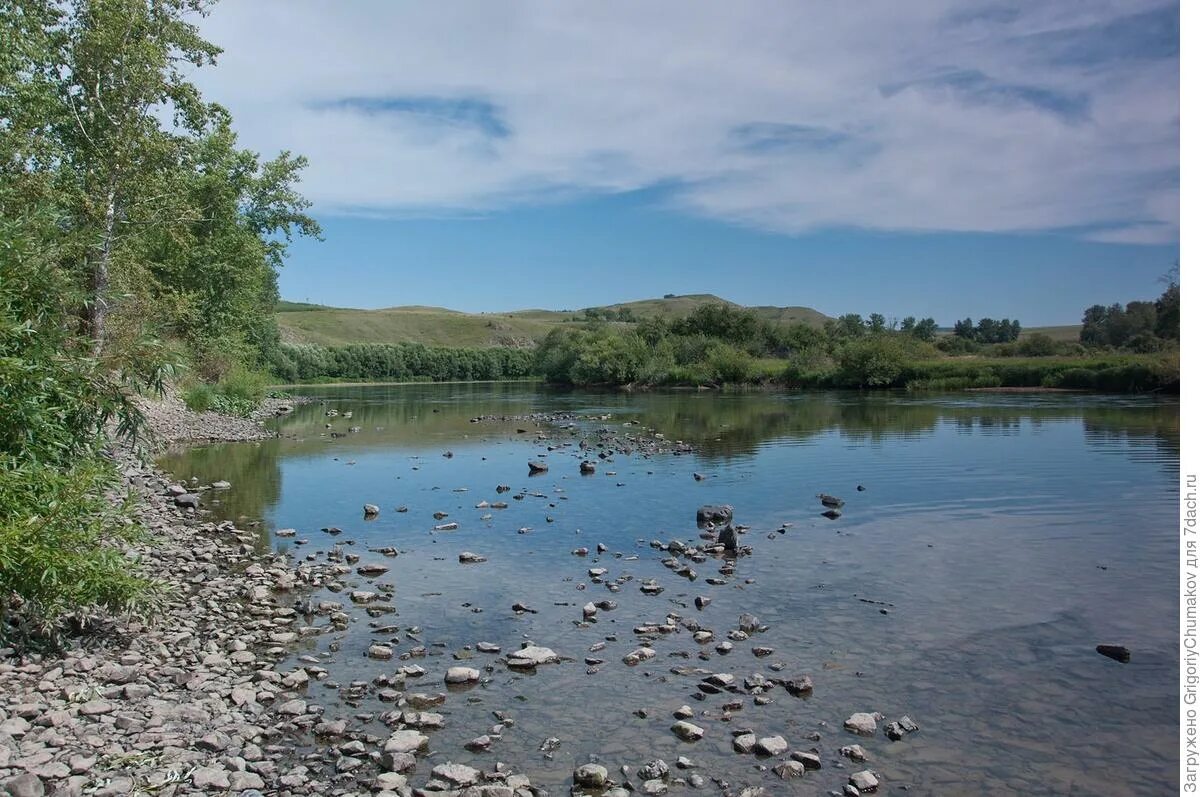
[276,293,830,348]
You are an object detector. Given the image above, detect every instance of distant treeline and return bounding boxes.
[271,343,535,382]
[532,300,1179,392]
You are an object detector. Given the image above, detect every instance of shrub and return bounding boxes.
[182,383,215,412]
[705,343,752,384]
[935,336,981,354]
[836,337,908,387]
[1016,333,1057,357]
[1046,368,1098,389]
[0,459,161,644]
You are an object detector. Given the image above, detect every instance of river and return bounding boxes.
[159,384,1179,796]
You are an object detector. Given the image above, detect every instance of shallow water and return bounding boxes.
[160,385,1180,795]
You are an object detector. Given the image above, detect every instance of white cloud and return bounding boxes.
[191,0,1179,241]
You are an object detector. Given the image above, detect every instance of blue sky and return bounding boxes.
[194,1,1179,326]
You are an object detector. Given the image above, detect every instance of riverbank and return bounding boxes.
[132,387,300,446]
[0,395,543,797]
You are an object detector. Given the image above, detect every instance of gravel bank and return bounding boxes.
[0,395,543,797]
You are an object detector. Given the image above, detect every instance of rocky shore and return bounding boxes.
[131,389,300,446]
[0,394,542,797]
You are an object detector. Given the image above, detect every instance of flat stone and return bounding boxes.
[506,645,558,668]
[191,767,230,790]
[432,763,481,787]
[850,770,879,793]
[754,735,788,757]
[227,771,265,790]
[671,721,704,741]
[445,666,481,684]
[384,729,428,754]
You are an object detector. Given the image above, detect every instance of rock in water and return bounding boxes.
[850,770,880,793]
[363,503,380,516]
[580,461,597,474]
[1096,644,1131,663]
[528,461,549,474]
[444,666,480,684]
[755,735,788,756]
[574,764,608,787]
[844,712,878,735]
[818,493,845,508]
[696,504,734,526]
[718,523,738,551]
[506,645,558,668]
[671,721,705,741]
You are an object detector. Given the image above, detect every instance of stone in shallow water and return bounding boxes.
[754,735,788,756]
[733,733,756,754]
[384,729,428,754]
[431,763,480,788]
[773,760,805,779]
[444,666,480,684]
[671,721,704,741]
[849,770,879,793]
[506,645,558,668]
[574,763,607,787]
[637,759,669,780]
[844,712,877,736]
[839,744,869,762]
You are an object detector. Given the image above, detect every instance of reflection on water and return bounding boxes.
[160,386,1179,795]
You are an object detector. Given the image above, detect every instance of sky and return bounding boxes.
[192,1,1179,326]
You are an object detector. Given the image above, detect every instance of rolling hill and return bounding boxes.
[276,294,830,348]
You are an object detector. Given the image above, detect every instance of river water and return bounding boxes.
[160,384,1179,796]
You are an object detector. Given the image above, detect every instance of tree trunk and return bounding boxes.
[88,185,116,356]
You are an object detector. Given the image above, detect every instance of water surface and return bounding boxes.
[160,385,1180,796]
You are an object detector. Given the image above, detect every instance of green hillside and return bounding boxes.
[277,294,830,347]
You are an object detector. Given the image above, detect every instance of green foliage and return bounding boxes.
[1016,333,1056,356]
[953,317,1021,343]
[1,0,316,641]
[835,336,907,387]
[274,342,535,384]
[183,366,268,416]
[1081,273,1178,350]
[704,343,753,384]
[0,458,161,643]
[182,382,214,412]
[0,208,163,643]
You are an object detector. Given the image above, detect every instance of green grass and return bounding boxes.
[276,294,830,348]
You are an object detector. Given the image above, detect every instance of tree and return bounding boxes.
[867,313,887,334]
[953,318,975,340]
[912,318,938,341]
[1155,267,1179,340]
[834,314,866,339]
[54,0,223,353]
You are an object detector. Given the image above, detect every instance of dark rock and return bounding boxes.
[697,505,734,526]
[1096,644,1131,663]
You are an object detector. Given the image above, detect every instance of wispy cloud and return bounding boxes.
[194,0,1178,242]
